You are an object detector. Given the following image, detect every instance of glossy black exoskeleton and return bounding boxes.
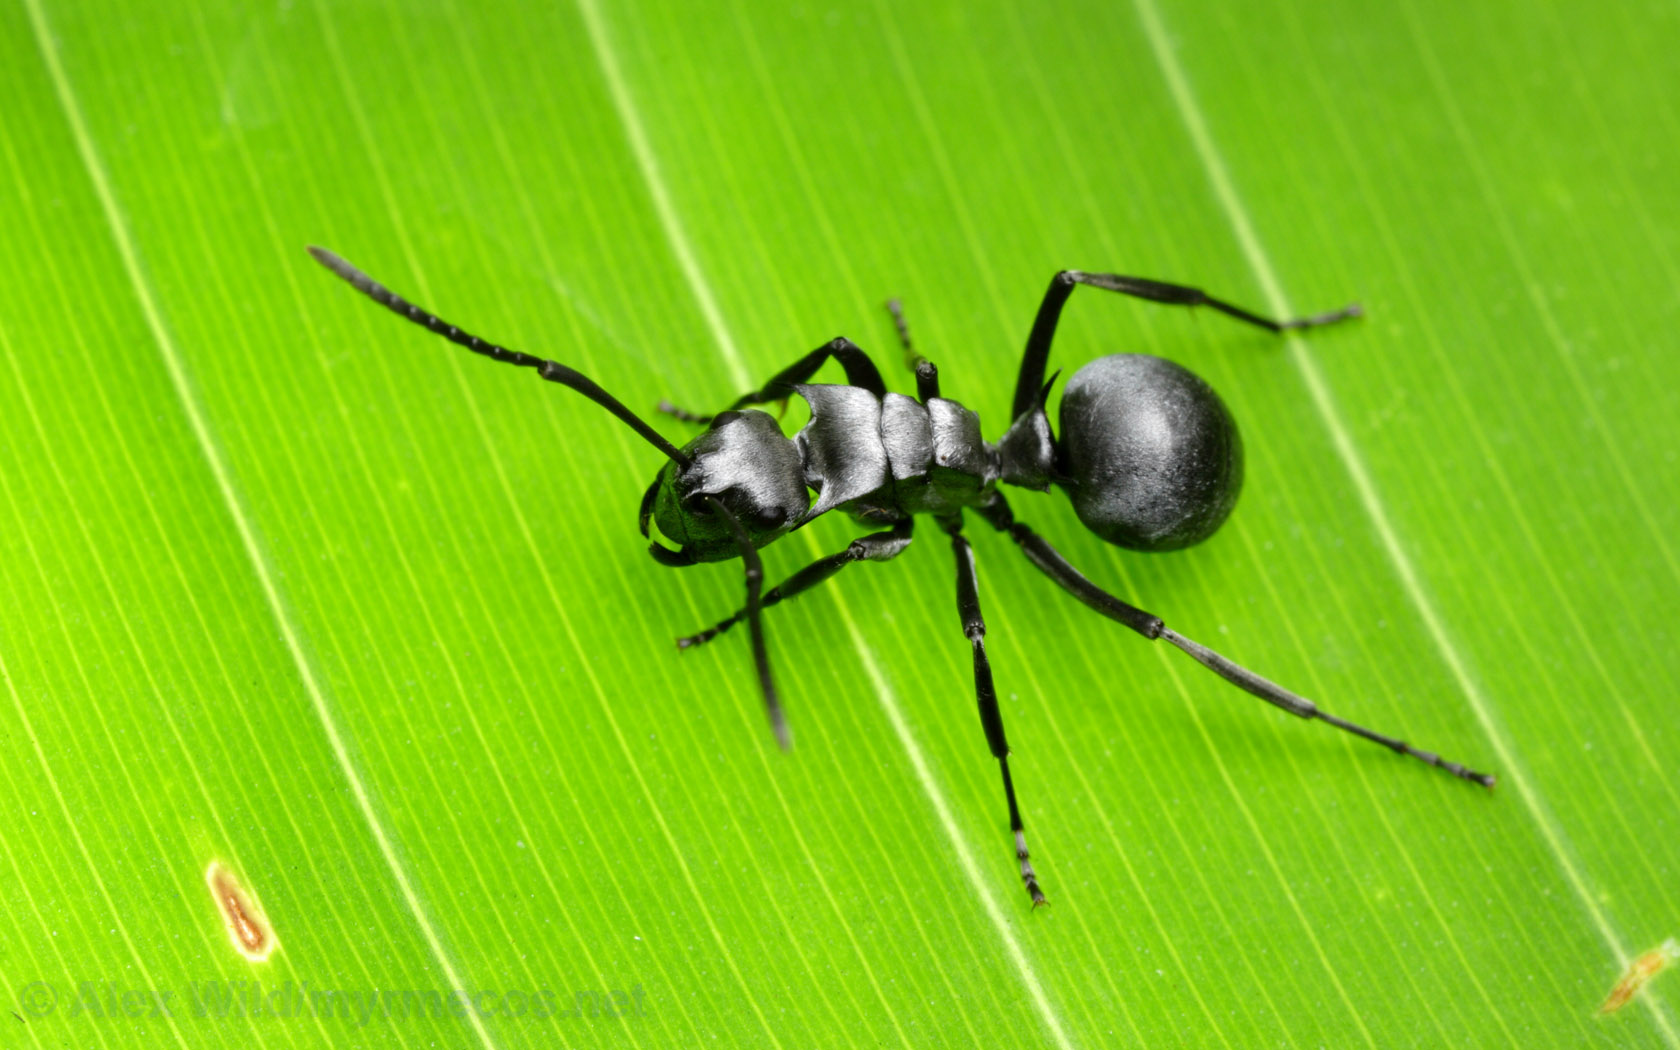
[310,249,1495,908]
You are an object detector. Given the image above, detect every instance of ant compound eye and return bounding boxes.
[1058,354,1242,551]
[680,491,713,517]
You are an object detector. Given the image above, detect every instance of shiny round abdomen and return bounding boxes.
[1058,354,1242,551]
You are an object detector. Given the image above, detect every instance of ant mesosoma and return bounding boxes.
[309,247,1495,908]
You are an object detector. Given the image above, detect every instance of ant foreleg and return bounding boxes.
[976,495,1496,788]
[1011,269,1362,421]
[678,521,914,649]
[703,495,787,749]
[945,518,1046,907]
[884,298,940,402]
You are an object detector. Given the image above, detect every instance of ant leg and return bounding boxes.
[975,495,1496,788]
[702,495,789,749]
[884,298,940,401]
[680,520,914,648]
[944,517,1046,907]
[1010,270,1362,420]
[655,401,714,425]
[658,337,889,425]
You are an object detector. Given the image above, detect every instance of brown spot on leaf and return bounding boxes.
[206,861,276,962]
[1599,938,1677,1014]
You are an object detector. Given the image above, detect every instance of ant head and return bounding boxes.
[650,410,810,562]
[1054,354,1243,552]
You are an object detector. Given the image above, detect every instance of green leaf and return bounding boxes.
[3,0,1677,1046]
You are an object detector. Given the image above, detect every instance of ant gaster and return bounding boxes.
[309,247,1495,908]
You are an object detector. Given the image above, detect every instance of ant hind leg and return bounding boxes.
[974,492,1496,788]
[1010,269,1361,421]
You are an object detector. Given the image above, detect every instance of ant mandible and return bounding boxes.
[309,246,1495,908]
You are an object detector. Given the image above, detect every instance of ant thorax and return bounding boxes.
[793,384,1013,522]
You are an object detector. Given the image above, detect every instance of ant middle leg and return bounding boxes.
[884,298,940,402]
[678,519,914,648]
[659,337,889,424]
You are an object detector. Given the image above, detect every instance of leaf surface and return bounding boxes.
[2,0,1677,1045]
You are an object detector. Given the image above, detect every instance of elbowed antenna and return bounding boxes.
[306,246,691,468]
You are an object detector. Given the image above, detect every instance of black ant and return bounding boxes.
[309,247,1495,908]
